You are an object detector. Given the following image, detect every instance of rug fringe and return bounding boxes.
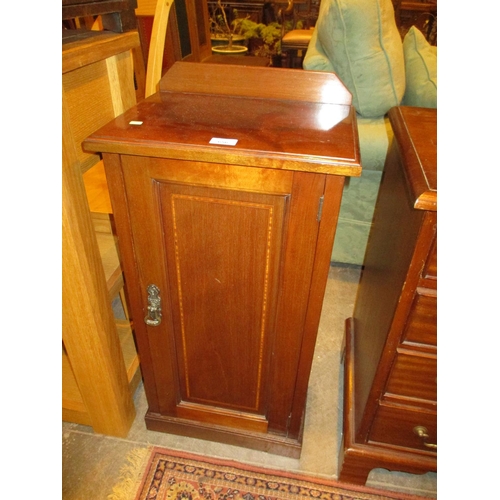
[108,446,152,500]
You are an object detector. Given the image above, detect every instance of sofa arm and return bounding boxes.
[357,116,393,172]
[303,29,334,72]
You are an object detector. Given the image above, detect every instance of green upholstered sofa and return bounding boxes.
[303,0,437,265]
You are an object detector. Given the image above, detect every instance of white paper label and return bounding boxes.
[209,137,238,146]
[129,120,143,126]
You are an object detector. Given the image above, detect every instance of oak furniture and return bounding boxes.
[83,61,361,457]
[339,106,437,483]
[62,30,142,436]
[63,0,146,100]
[83,160,131,321]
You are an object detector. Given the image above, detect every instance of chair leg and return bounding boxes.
[282,48,293,68]
[281,47,307,68]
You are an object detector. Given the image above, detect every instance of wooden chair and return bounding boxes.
[278,0,315,68]
[142,0,174,97]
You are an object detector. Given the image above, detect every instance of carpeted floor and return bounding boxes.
[62,265,437,499]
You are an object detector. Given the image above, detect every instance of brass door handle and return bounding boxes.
[144,284,162,326]
[413,426,437,450]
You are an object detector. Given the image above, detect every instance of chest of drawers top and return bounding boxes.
[389,106,437,212]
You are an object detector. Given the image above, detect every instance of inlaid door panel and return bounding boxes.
[159,182,288,414]
[119,155,298,431]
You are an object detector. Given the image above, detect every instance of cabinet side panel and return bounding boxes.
[352,140,424,437]
[288,174,345,438]
[266,172,326,437]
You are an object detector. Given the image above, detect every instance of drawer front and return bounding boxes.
[385,351,437,403]
[422,235,437,280]
[401,288,437,347]
[369,404,437,453]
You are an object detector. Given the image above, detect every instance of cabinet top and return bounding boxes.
[389,106,437,212]
[83,63,361,177]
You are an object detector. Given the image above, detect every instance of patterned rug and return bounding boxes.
[108,447,430,500]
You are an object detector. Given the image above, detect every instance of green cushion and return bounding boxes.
[302,28,335,72]
[315,0,405,118]
[402,26,437,107]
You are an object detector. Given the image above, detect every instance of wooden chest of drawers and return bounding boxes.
[339,106,437,484]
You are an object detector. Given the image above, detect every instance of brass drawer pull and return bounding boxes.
[144,284,162,326]
[413,425,437,450]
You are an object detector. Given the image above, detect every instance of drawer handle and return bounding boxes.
[144,284,162,326]
[413,425,437,450]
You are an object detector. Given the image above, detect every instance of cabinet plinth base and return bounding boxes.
[338,319,436,485]
[145,410,303,458]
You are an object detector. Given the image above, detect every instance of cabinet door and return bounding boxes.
[118,155,327,435]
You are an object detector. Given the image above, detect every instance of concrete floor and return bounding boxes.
[62,264,437,499]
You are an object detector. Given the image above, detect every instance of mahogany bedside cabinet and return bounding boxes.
[83,62,361,458]
[339,106,437,482]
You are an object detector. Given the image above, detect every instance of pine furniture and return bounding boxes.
[83,61,361,457]
[339,106,437,483]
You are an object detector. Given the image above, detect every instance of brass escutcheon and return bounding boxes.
[144,284,162,326]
